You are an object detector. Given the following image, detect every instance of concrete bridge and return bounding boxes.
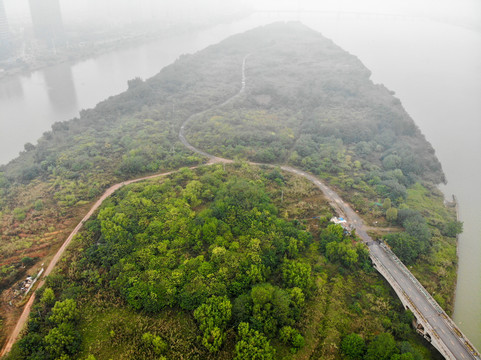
[277,166,480,360]
[179,55,481,360]
[369,242,480,360]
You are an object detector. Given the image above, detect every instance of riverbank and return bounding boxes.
[0,11,252,83]
[0,9,479,348]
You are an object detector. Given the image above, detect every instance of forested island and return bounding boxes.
[0,23,461,359]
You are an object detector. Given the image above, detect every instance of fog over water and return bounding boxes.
[0,0,480,349]
[3,0,246,28]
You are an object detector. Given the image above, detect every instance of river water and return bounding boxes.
[0,11,480,349]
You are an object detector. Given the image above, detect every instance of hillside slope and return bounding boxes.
[0,22,458,359]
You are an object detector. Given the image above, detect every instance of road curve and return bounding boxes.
[0,170,195,357]
[2,53,479,360]
[178,55,480,360]
[0,55,255,358]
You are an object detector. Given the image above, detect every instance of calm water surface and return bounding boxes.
[0,12,479,349]
[299,13,481,348]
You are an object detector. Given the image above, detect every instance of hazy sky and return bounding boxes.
[2,0,249,27]
[3,0,480,29]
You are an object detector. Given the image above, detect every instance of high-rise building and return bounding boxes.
[29,0,65,47]
[0,0,10,55]
[0,0,9,47]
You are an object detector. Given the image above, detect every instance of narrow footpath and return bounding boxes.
[0,170,184,357]
[2,54,479,360]
[0,55,252,357]
[178,54,480,360]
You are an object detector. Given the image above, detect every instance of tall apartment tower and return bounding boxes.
[0,0,10,55]
[29,0,65,46]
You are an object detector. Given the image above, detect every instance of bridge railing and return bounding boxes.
[377,242,481,360]
[369,251,456,360]
[379,242,444,313]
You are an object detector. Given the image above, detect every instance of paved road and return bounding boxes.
[369,242,476,359]
[178,56,480,360]
[281,154,478,360]
[3,53,479,360]
[295,165,478,359]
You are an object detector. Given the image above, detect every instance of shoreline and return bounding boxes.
[0,12,253,83]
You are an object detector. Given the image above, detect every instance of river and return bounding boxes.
[0,11,480,349]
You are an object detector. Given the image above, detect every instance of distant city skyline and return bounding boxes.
[0,0,9,43]
[1,0,250,27]
[0,0,10,58]
[28,0,64,46]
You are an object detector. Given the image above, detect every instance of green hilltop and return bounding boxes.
[0,22,459,359]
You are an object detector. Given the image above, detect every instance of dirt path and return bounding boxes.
[0,55,250,358]
[3,53,474,359]
[0,168,207,357]
[363,226,400,232]
[0,52,377,358]
[178,57,481,359]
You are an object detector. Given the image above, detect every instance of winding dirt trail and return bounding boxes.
[177,55,480,360]
[0,170,192,357]
[3,52,475,360]
[0,55,250,358]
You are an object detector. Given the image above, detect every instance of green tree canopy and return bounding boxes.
[365,333,398,360]
[281,260,311,290]
[193,295,232,352]
[40,287,56,307]
[49,299,79,325]
[386,207,398,223]
[442,220,463,237]
[384,232,420,265]
[234,322,275,360]
[44,322,81,358]
[340,333,366,359]
[326,241,359,268]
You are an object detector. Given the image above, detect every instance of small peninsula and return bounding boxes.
[0,23,461,360]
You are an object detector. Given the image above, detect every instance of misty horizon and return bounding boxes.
[1,0,480,30]
[0,1,480,356]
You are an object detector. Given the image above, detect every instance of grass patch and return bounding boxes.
[406,183,454,228]
[77,295,202,360]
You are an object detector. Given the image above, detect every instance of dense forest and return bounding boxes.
[0,22,461,359]
[5,164,435,359]
[183,23,461,309]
